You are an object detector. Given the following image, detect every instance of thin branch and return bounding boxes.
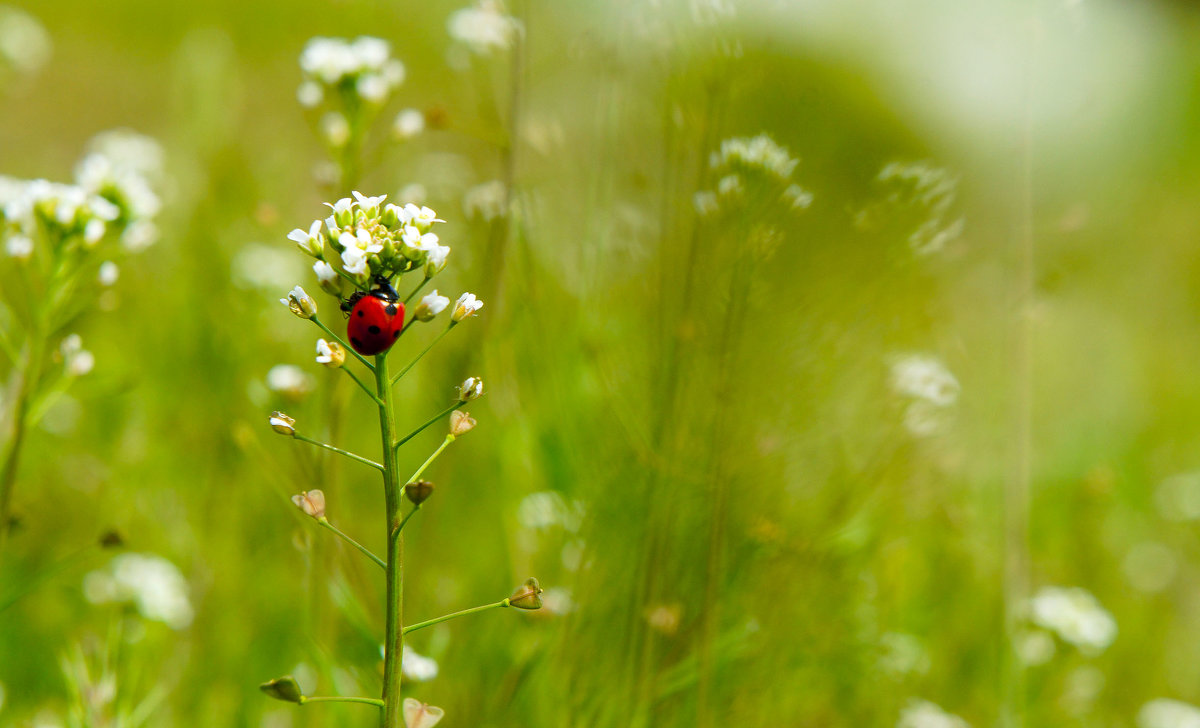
[394,402,463,454]
[293,433,384,471]
[318,518,386,571]
[311,316,374,371]
[403,599,508,635]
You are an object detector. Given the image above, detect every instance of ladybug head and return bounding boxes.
[340,290,366,314]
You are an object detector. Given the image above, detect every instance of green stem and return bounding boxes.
[312,316,374,372]
[0,341,42,552]
[375,352,405,728]
[403,599,509,635]
[404,277,430,305]
[343,366,383,405]
[394,402,463,454]
[389,324,454,386]
[302,696,384,708]
[396,504,421,534]
[317,518,386,571]
[294,433,383,472]
[405,435,455,485]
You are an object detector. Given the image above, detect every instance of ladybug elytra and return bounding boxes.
[344,278,405,356]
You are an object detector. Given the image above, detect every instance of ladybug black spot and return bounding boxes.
[351,337,363,348]
[368,325,381,335]
[393,330,400,338]
[357,310,365,317]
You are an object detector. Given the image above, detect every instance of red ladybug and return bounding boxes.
[343,279,405,356]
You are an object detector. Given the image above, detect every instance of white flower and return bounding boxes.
[394,109,426,139]
[413,291,450,321]
[315,338,345,368]
[321,112,350,148]
[424,245,450,276]
[451,292,483,322]
[716,174,742,197]
[448,0,522,55]
[267,364,313,397]
[403,698,445,728]
[1029,586,1117,655]
[897,699,969,728]
[352,190,387,214]
[351,36,390,70]
[280,285,318,318]
[356,73,389,103]
[122,220,159,251]
[517,491,583,531]
[97,261,119,286]
[341,245,370,278]
[402,645,439,682]
[287,219,324,257]
[462,180,507,221]
[269,411,296,436]
[60,334,94,376]
[890,354,959,407]
[1138,699,1200,728]
[292,489,326,519]
[711,134,798,179]
[0,6,52,76]
[693,191,718,216]
[296,80,323,108]
[313,260,337,283]
[82,553,193,629]
[458,376,484,401]
[5,234,33,259]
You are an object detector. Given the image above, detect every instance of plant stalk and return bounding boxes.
[402,599,508,635]
[375,352,405,728]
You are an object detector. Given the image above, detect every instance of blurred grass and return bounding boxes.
[3,0,1200,726]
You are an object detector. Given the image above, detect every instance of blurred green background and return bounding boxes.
[3,0,1200,726]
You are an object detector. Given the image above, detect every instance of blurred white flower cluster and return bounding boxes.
[863,161,964,256]
[287,191,449,288]
[889,353,960,437]
[0,129,164,259]
[0,4,51,80]
[447,0,522,56]
[897,699,969,728]
[695,134,812,218]
[83,553,194,630]
[462,179,507,222]
[1028,585,1117,656]
[297,37,405,149]
[1139,699,1200,728]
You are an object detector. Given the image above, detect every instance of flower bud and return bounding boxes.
[315,339,345,368]
[458,376,483,402]
[506,577,544,610]
[313,260,344,297]
[403,698,445,728]
[449,410,476,436]
[291,490,326,519]
[412,290,450,322]
[269,411,296,436]
[327,197,355,228]
[424,245,450,277]
[405,480,435,506]
[381,203,403,229]
[260,676,305,704]
[451,292,483,322]
[281,285,318,319]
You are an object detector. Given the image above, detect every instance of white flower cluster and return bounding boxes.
[0,129,164,258]
[697,134,811,217]
[875,161,965,256]
[1139,699,1200,728]
[288,191,449,287]
[1028,585,1117,655]
[889,353,960,437]
[897,699,969,728]
[0,5,51,78]
[60,334,94,377]
[447,0,522,55]
[83,552,194,629]
[297,35,405,120]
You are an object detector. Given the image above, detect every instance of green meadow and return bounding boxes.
[3,1,1200,726]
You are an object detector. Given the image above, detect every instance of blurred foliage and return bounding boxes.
[3,0,1200,726]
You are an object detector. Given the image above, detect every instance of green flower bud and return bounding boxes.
[506,577,544,610]
[260,676,304,704]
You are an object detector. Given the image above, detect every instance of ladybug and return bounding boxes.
[342,277,405,356]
